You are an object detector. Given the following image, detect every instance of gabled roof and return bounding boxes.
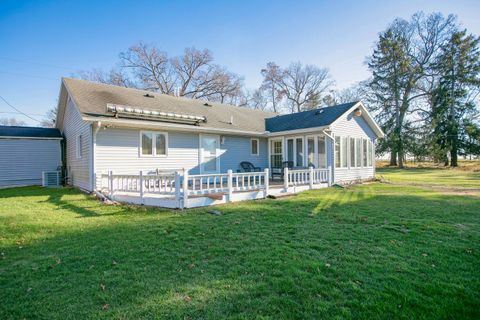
[265,102,358,133]
[0,126,62,139]
[59,78,277,133]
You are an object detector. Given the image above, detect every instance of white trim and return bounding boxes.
[267,126,329,137]
[329,101,385,139]
[139,130,169,157]
[82,116,267,137]
[250,138,260,156]
[199,133,221,174]
[285,136,305,167]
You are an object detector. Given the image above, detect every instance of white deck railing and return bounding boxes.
[96,166,330,208]
[284,167,330,188]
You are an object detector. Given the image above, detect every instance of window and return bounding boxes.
[350,137,355,167]
[140,131,168,156]
[250,138,259,155]
[296,138,303,167]
[317,136,326,168]
[367,140,373,166]
[341,137,348,167]
[287,139,294,162]
[270,140,282,167]
[363,138,368,167]
[335,136,341,168]
[307,137,315,167]
[356,137,362,167]
[76,135,82,159]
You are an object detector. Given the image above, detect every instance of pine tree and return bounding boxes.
[431,30,480,166]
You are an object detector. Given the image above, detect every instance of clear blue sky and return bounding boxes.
[1,0,479,126]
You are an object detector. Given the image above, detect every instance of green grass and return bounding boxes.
[1,171,479,319]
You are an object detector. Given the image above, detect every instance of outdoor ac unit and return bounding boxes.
[42,171,61,187]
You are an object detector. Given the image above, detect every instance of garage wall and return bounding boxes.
[0,138,62,187]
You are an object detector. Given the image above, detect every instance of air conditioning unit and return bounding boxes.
[42,171,61,187]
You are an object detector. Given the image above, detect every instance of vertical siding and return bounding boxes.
[61,97,92,191]
[330,111,376,183]
[0,139,62,187]
[220,136,268,172]
[95,128,200,175]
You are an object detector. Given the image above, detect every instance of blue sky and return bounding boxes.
[1,0,479,126]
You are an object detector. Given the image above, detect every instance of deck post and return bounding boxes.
[264,168,269,198]
[174,171,181,207]
[139,171,144,205]
[327,165,332,186]
[182,168,189,209]
[309,166,314,189]
[109,171,113,195]
[283,167,289,191]
[227,169,233,202]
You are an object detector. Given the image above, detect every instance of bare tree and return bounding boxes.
[119,42,174,93]
[77,68,135,88]
[39,106,58,128]
[240,89,269,110]
[0,117,27,126]
[260,62,284,112]
[278,62,334,113]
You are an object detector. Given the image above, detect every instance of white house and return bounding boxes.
[55,78,384,208]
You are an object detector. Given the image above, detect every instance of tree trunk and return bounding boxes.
[389,151,397,166]
[397,147,404,168]
[450,139,458,167]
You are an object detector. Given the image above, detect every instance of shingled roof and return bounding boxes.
[265,102,358,133]
[0,126,62,138]
[61,78,277,133]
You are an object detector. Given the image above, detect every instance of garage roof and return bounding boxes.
[0,126,63,139]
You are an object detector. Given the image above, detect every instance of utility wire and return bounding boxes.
[0,95,42,123]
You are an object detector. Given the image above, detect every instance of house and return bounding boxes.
[55,78,384,208]
[0,126,63,187]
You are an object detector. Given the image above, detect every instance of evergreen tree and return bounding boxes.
[431,30,480,166]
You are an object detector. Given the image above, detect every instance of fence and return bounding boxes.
[96,167,329,208]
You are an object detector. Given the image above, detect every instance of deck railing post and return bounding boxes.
[328,165,332,186]
[139,171,144,205]
[182,168,189,209]
[109,171,113,195]
[227,170,233,202]
[283,167,289,191]
[309,166,314,189]
[174,171,181,207]
[264,168,269,198]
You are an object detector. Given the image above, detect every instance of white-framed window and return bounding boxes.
[367,139,373,167]
[76,135,82,159]
[350,137,355,168]
[250,138,259,156]
[362,138,368,167]
[286,137,304,167]
[140,131,168,157]
[356,137,362,167]
[335,136,349,168]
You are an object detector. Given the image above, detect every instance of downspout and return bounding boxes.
[91,121,102,191]
[322,129,334,186]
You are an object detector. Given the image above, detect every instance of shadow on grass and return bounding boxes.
[1,184,480,319]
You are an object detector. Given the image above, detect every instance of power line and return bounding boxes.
[0,95,42,123]
[0,111,47,116]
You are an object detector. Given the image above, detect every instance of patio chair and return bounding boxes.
[271,161,293,180]
[238,161,261,172]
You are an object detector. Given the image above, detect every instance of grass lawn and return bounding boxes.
[1,169,479,319]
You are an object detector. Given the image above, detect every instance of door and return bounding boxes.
[200,134,220,173]
[286,137,304,167]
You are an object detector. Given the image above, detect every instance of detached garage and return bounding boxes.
[0,126,63,188]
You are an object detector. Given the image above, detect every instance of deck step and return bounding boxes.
[267,193,297,199]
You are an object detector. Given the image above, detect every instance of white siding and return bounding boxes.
[0,139,62,187]
[61,97,92,191]
[330,110,376,183]
[95,128,200,175]
[94,128,270,177]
